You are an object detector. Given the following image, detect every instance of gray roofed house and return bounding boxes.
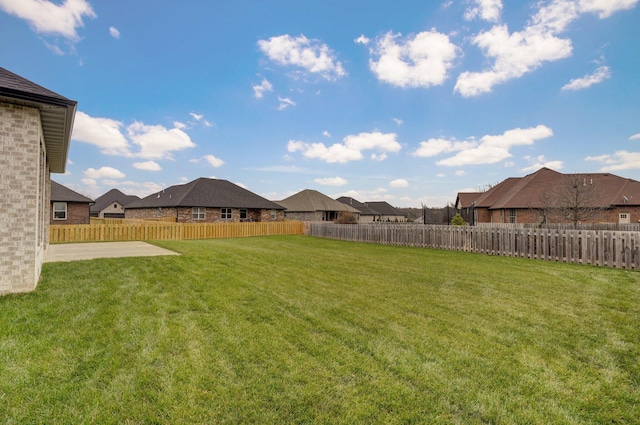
[91,188,140,218]
[277,189,360,222]
[362,201,406,222]
[50,181,93,225]
[336,197,381,222]
[125,178,285,223]
[1,67,77,294]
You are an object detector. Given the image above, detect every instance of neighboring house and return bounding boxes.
[336,197,406,222]
[125,178,285,223]
[364,201,406,222]
[464,167,640,225]
[454,192,484,225]
[0,67,77,294]
[336,197,382,222]
[277,190,360,222]
[91,188,140,218]
[50,181,93,225]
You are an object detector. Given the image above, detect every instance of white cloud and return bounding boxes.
[389,179,409,188]
[258,34,346,80]
[464,0,503,23]
[521,155,564,172]
[415,125,554,166]
[392,118,403,126]
[322,130,331,137]
[455,24,572,97]
[252,78,273,99]
[84,166,125,179]
[455,0,638,97]
[412,137,477,158]
[586,150,640,171]
[278,97,296,110]
[368,30,459,88]
[173,121,187,130]
[133,161,161,171]
[118,180,167,198]
[190,112,203,121]
[354,34,370,45]
[288,131,401,163]
[630,133,640,140]
[561,66,611,91]
[0,0,96,41]
[72,112,132,156]
[109,26,120,39]
[314,177,348,186]
[126,121,196,160]
[203,154,225,168]
[579,0,639,18]
[455,170,467,176]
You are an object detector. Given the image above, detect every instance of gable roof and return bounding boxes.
[455,192,483,209]
[474,167,640,209]
[364,201,404,216]
[277,190,359,213]
[125,178,284,210]
[336,197,380,215]
[51,181,93,204]
[0,67,77,174]
[91,189,140,213]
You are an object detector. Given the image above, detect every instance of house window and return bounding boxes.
[53,202,67,220]
[240,209,248,221]
[270,209,277,220]
[192,207,206,220]
[619,213,630,224]
[221,208,232,219]
[508,209,516,223]
[114,203,118,208]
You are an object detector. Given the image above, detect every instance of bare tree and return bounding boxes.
[544,173,607,228]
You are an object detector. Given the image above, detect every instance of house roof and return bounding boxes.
[125,178,284,210]
[91,189,140,213]
[51,181,93,203]
[0,67,77,174]
[277,190,360,213]
[336,197,380,215]
[364,201,404,216]
[474,167,640,209]
[455,192,483,209]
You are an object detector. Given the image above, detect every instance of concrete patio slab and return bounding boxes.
[45,241,180,263]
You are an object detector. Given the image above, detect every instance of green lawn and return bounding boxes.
[1,236,639,424]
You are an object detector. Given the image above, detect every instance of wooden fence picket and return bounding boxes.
[309,223,640,270]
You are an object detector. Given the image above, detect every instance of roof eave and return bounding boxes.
[0,90,77,174]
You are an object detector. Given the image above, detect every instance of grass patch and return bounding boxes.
[1,235,639,424]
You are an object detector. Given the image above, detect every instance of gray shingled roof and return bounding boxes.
[91,189,140,213]
[51,181,93,203]
[125,178,284,210]
[364,201,404,216]
[0,67,77,174]
[277,190,360,213]
[336,197,380,215]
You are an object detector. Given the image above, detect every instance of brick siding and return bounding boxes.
[126,207,284,223]
[50,202,91,225]
[0,103,48,294]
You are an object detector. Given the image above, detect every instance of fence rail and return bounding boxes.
[50,221,304,243]
[310,223,640,270]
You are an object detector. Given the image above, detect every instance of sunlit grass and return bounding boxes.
[1,236,639,423]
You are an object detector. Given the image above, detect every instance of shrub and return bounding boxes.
[335,212,358,224]
[451,213,466,226]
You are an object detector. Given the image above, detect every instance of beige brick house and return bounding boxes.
[0,67,77,294]
[50,180,93,225]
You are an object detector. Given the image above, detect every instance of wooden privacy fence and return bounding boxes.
[310,223,640,270]
[50,221,304,243]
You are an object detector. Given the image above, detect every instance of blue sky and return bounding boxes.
[1,0,639,207]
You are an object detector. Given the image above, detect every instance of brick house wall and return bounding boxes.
[126,207,284,223]
[50,202,91,225]
[476,206,640,225]
[0,103,49,294]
